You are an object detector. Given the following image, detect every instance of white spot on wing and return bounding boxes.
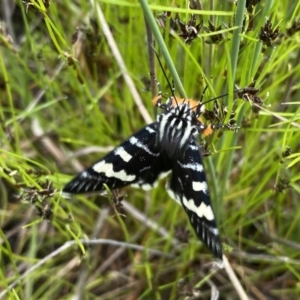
[146,126,156,133]
[93,161,135,182]
[192,181,208,194]
[114,147,132,162]
[182,196,215,221]
[139,166,151,172]
[189,144,198,151]
[178,161,204,172]
[93,160,105,169]
[211,227,219,235]
[129,137,138,145]
[81,171,88,178]
[129,137,158,156]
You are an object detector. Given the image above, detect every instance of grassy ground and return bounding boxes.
[1,0,300,299]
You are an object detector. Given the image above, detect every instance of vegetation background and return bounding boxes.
[1,0,300,299]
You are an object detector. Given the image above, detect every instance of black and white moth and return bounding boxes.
[63,86,227,263]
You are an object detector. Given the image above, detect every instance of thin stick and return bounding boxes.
[144,17,157,100]
[223,254,249,300]
[122,200,180,247]
[0,239,172,299]
[92,0,152,125]
[72,208,110,300]
[256,104,300,129]
[139,0,187,99]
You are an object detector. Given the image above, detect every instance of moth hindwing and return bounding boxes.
[63,86,223,263]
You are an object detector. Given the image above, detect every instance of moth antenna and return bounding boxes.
[151,47,179,107]
[188,88,242,115]
[200,85,209,102]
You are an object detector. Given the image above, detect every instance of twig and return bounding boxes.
[144,16,157,100]
[23,61,65,123]
[223,254,249,300]
[95,230,142,275]
[256,104,300,129]
[31,118,66,165]
[231,250,300,265]
[122,200,180,247]
[269,234,300,251]
[72,208,110,300]
[91,0,152,125]
[0,238,172,299]
[67,145,115,160]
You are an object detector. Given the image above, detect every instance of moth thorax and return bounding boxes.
[157,106,199,159]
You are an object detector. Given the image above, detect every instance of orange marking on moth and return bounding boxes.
[202,124,214,136]
[152,95,162,106]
